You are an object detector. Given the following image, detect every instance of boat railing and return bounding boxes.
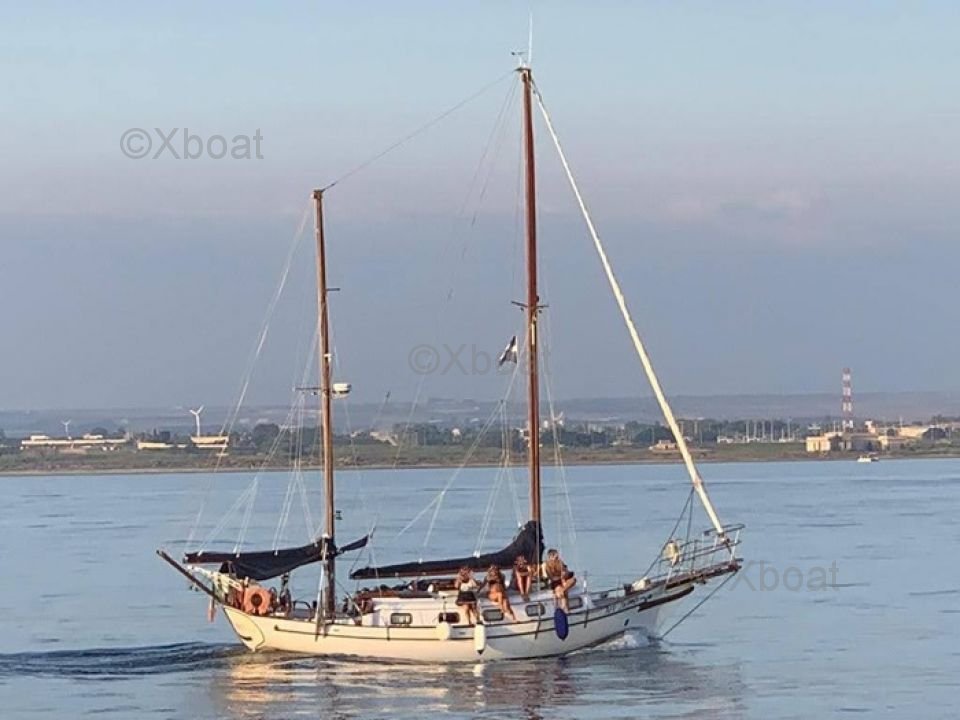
[654,523,744,588]
[588,524,744,602]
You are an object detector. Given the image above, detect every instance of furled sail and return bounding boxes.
[350,521,542,580]
[184,534,368,582]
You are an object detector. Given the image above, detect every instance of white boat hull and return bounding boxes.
[221,584,691,662]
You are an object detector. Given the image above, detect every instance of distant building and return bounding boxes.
[876,435,913,451]
[649,439,678,452]
[806,426,923,454]
[21,434,130,451]
[896,425,928,440]
[137,440,179,450]
[190,435,229,451]
[845,433,882,453]
[369,430,399,447]
[805,433,843,453]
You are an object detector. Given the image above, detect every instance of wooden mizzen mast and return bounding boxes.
[312,189,336,619]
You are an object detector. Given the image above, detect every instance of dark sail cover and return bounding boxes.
[184,534,368,582]
[350,521,543,580]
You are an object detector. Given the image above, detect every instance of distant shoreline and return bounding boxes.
[2,446,959,479]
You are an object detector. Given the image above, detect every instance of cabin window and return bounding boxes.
[568,596,583,611]
[525,603,545,617]
[438,612,460,624]
[482,608,504,623]
[389,613,413,627]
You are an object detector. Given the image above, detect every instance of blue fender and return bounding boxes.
[554,607,569,640]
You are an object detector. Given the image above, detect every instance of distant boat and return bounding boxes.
[159,56,744,662]
[857,455,879,463]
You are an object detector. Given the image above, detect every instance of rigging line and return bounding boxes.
[468,82,519,228]
[471,329,527,551]
[540,334,579,568]
[420,399,505,552]
[295,330,320,537]
[320,69,514,193]
[369,390,392,434]
[253,368,311,479]
[511,120,524,297]
[474,456,506,555]
[535,252,579,561]
[347,522,377,576]
[395,492,443,539]
[234,477,259,554]
[220,203,312,440]
[658,571,736,640]
[254,356,318,549]
[389,371,427,473]
[271,385,302,540]
[185,202,312,551]
[200,480,257,551]
[329,337,366,504]
[473,399,515,554]
[329,333,381,570]
[273,464,298,551]
[272,397,309,549]
[642,488,694,578]
[503,337,526,526]
[385,77,517,480]
[296,469,316,541]
[533,85,726,537]
[459,80,517,224]
[247,320,318,544]
[272,272,317,550]
[502,395,523,527]
[490,332,526,534]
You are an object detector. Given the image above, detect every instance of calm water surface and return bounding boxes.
[0,459,957,718]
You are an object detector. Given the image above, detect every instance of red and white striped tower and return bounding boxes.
[841,367,854,430]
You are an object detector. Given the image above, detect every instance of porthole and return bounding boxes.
[390,612,413,626]
[438,612,460,624]
[482,608,504,623]
[525,603,545,617]
[568,596,583,611]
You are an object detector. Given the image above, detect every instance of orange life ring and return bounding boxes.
[242,586,272,616]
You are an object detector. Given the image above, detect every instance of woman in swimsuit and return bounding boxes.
[485,564,517,621]
[512,554,532,601]
[454,566,479,625]
[543,548,576,612]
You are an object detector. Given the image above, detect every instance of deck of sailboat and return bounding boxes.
[208,534,742,658]
[219,580,692,661]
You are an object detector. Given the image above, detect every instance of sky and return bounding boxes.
[2,1,960,410]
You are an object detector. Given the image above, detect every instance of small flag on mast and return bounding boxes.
[498,335,518,366]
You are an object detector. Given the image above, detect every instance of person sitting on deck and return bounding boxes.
[543,548,576,612]
[512,554,532,601]
[454,566,480,625]
[277,573,292,616]
[485,565,517,622]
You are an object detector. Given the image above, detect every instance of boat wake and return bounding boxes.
[0,632,660,682]
[0,642,241,679]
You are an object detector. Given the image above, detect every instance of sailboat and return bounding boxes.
[158,60,743,662]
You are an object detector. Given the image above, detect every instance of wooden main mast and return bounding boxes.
[312,189,336,620]
[520,66,542,534]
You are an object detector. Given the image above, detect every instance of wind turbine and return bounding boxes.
[189,406,204,438]
[62,419,72,439]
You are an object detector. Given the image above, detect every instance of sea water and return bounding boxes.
[0,459,957,718]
